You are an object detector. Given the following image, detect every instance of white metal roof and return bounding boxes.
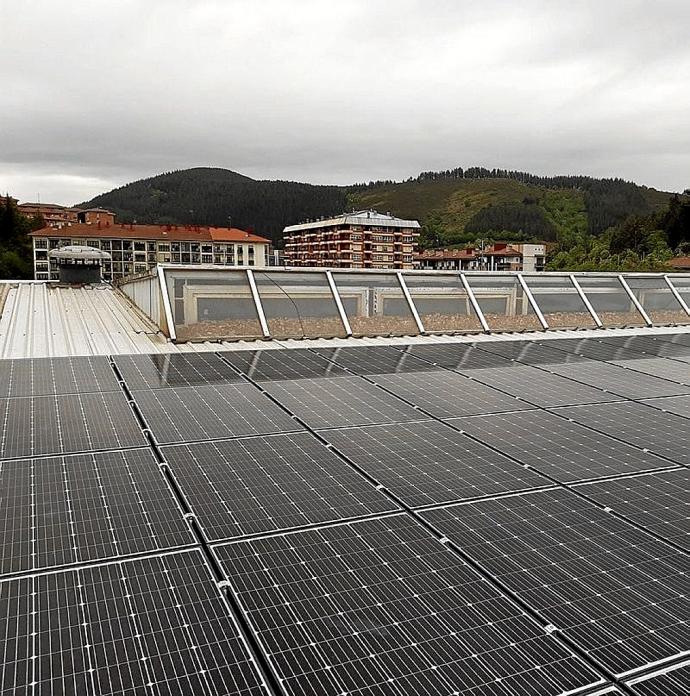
[2,281,690,360]
[283,210,421,233]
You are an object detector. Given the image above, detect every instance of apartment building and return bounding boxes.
[416,242,546,272]
[29,222,270,281]
[283,210,420,269]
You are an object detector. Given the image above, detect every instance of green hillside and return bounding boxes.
[80,165,675,249]
[350,178,590,246]
[80,167,348,241]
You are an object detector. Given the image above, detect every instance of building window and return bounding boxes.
[34,239,48,249]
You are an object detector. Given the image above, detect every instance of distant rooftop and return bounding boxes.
[284,209,421,233]
[29,222,270,243]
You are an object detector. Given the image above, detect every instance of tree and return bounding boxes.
[0,195,39,280]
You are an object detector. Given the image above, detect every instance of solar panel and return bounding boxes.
[599,335,690,363]
[628,663,690,695]
[421,488,690,676]
[220,348,348,381]
[451,410,672,483]
[215,514,605,696]
[546,361,690,399]
[607,357,690,385]
[476,340,589,367]
[575,468,690,551]
[541,337,651,363]
[0,355,120,398]
[554,401,690,466]
[457,364,622,408]
[3,550,269,696]
[320,420,552,507]
[648,332,690,347]
[114,352,244,390]
[369,371,534,418]
[641,394,690,418]
[0,448,194,576]
[161,433,398,541]
[0,391,146,460]
[315,345,439,375]
[262,375,422,428]
[132,383,302,444]
[400,342,515,370]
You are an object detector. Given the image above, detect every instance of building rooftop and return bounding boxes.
[1,270,689,695]
[29,222,270,243]
[284,209,422,233]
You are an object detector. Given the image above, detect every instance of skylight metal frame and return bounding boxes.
[326,270,353,336]
[459,272,490,333]
[664,275,690,317]
[397,272,425,334]
[569,273,603,328]
[245,269,270,338]
[157,264,177,341]
[517,273,549,330]
[618,275,653,326]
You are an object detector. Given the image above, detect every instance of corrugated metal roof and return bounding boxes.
[2,281,690,359]
[0,283,167,358]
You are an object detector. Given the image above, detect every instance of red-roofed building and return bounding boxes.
[416,243,545,272]
[30,222,270,281]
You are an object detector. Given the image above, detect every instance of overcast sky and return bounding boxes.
[2,0,689,205]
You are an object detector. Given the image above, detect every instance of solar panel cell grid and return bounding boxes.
[0,449,194,576]
[369,371,533,419]
[320,420,552,507]
[400,342,516,370]
[547,361,690,399]
[220,349,349,381]
[541,338,650,362]
[575,468,690,551]
[458,364,621,408]
[2,551,270,696]
[600,335,690,362]
[608,358,690,385]
[642,394,690,418]
[115,352,244,390]
[0,356,120,398]
[421,488,690,676]
[315,346,439,375]
[476,340,589,366]
[216,515,603,696]
[133,383,302,444]
[450,410,671,483]
[162,433,397,541]
[628,663,690,695]
[554,401,690,466]
[263,376,422,429]
[0,391,146,460]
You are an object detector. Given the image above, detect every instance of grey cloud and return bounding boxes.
[1,0,689,203]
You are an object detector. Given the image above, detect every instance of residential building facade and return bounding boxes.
[283,210,420,269]
[30,222,270,281]
[416,242,546,272]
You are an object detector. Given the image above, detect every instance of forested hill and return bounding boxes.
[80,166,674,245]
[80,168,348,240]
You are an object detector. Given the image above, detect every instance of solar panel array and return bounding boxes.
[2,333,690,694]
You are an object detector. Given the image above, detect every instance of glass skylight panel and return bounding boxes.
[333,272,418,336]
[403,273,485,332]
[575,276,646,327]
[523,275,598,328]
[254,270,347,339]
[164,268,264,341]
[623,276,690,325]
[466,275,543,332]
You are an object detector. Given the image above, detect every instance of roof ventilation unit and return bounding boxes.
[48,245,112,284]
